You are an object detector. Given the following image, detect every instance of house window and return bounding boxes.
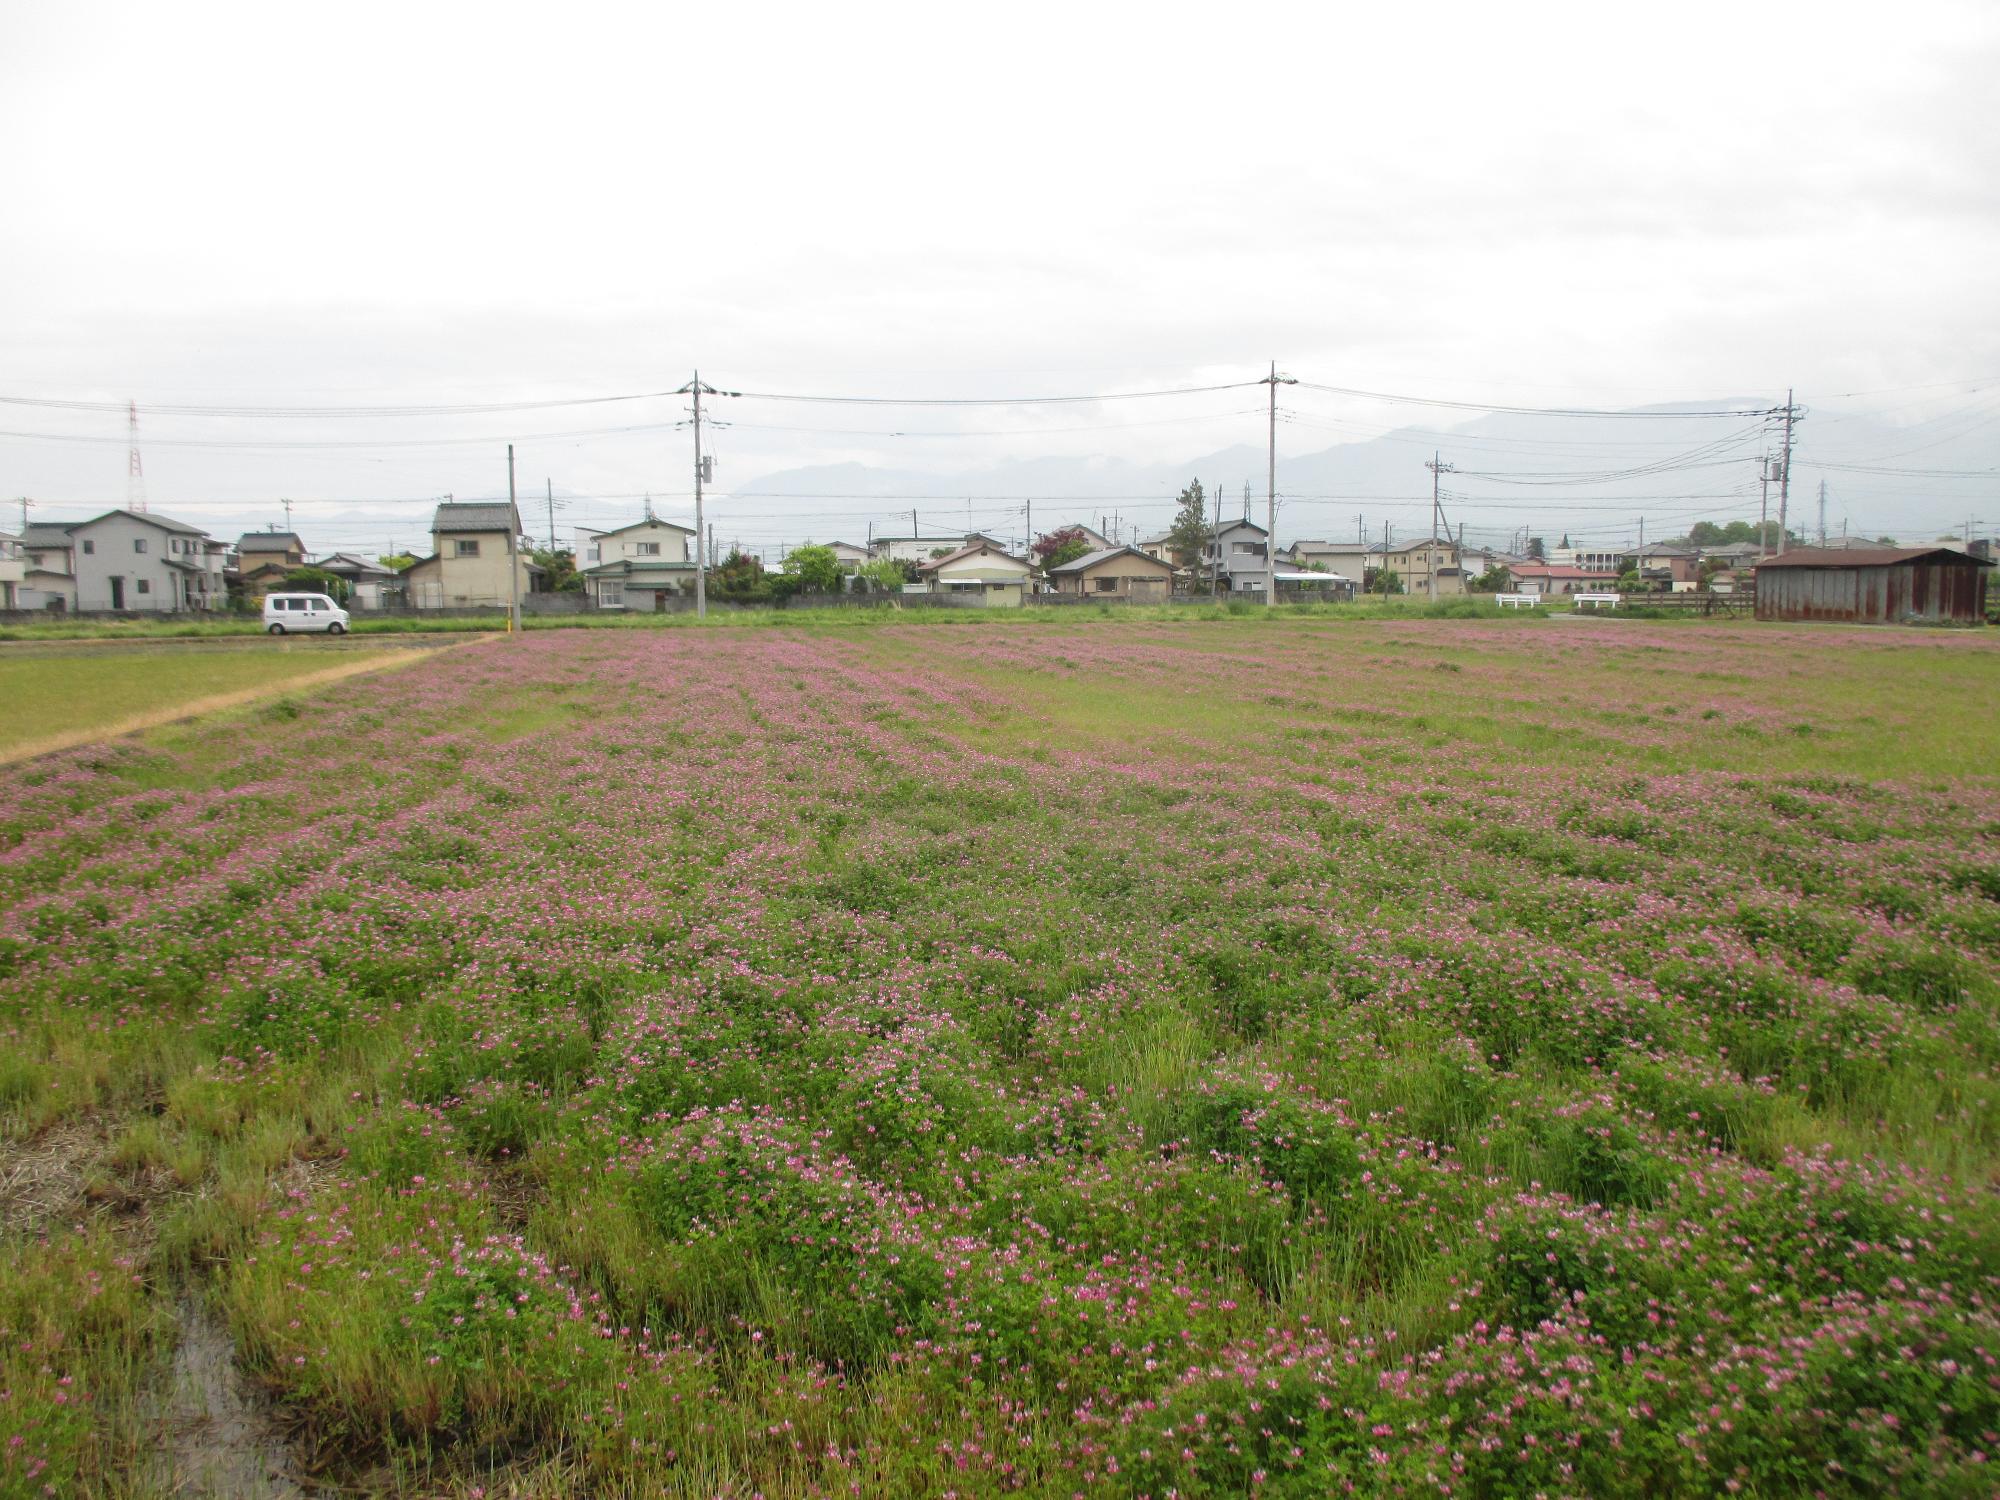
[586,545,599,562]
[599,581,624,607]
[637,542,661,556]
[454,539,480,557]
[136,579,151,594]
[1093,576,1117,593]
[133,538,147,554]
[82,539,95,555]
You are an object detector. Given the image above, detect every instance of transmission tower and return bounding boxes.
[126,401,148,513]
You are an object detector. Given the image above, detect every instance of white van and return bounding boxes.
[263,592,351,634]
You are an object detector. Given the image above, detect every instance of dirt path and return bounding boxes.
[0,642,474,767]
[156,1300,312,1499]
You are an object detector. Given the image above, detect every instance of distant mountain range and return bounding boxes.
[729,398,1998,547]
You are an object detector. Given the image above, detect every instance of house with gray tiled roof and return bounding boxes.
[401,501,544,608]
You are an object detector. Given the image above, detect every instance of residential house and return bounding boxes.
[16,522,77,609]
[1205,518,1273,594]
[1504,563,1618,597]
[313,553,397,609]
[1048,546,1176,601]
[916,539,1034,607]
[1627,543,1700,592]
[39,510,226,612]
[1285,539,1372,578]
[1372,536,1465,597]
[1136,529,1177,566]
[401,501,544,608]
[822,541,870,572]
[869,534,969,564]
[573,527,607,571]
[235,530,308,604]
[579,515,697,610]
[0,530,22,609]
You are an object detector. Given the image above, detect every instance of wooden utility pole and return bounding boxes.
[506,443,521,634]
[675,372,731,617]
[546,478,557,553]
[1424,452,1454,601]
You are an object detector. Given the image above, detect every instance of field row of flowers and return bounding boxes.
[1,619,1996,1496]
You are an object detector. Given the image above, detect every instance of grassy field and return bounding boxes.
[2,618,1997,1496]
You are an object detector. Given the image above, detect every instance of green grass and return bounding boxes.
[0,646,401,758]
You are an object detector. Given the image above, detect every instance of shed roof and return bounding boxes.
[237,531,304,552]
[1756,546,1994,570]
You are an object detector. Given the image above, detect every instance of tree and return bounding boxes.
[785,544,844,594]
[1527,537,1547,561]
[707,549,770,603]
[1875,535,1898,546]
[1616,568,1642,592]
[282,566,348,603]
[531,547,581,592]
[379,553,418,573]
[1165,478,1209,572]
[857,557,909,594]
[1473,564,1512,593]
[1032,526,1093,570]
[1368,567,1403,596]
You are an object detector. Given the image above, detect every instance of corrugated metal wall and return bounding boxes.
[1756,561,1988,624]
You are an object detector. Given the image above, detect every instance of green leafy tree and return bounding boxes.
[1473,564,1512,592]
[1032,526,1093,570]
[1370,567,1403,596]
[707,549,771,603]
[1526,537,1546,561]
[858,557,911,593]
[282,566,349,603]
[785,544,845,594]
[379,553,418,573]
[530,547,581,592]
[1165,479,1209,572]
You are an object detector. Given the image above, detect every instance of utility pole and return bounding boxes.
[1758,456,1772,559]
[1776,389,1798,557]
[1424,452,1454,602]
[1817,479,1828,547]
[17,496,34,533]
[506,443,521,634]
[676,371,729,619]
[1262,362,1296,605]
[281,497,294,533]
[546,478,557,553]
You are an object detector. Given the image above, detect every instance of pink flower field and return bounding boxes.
[2,615,1998,1497]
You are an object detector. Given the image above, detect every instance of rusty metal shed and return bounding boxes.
[1754,546,1992,625]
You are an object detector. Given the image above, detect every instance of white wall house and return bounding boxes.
[0,530,23,609]
[41,510,225,612]
[1206,518,1272,593]
[869,535,968,564]
[580,515,697,609]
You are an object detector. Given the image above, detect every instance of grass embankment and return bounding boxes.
[0,646,426,763]
[1,618,1997,1495]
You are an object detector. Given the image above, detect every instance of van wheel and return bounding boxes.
[327,622,346,635]
[267,623,286,635]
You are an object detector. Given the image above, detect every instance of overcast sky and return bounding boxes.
[3,0,1996,555]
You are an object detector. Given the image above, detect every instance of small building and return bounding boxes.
[1754,546,1993,625]
[1627,543,1701,592]
[869,534,970,564]
[1206,518,1273,593]
[917,539,1034,606]
[235,529,309,604]
[39,509,226,612]
[314,552,397,609]
[1136,529,1177,565]
[1371,536,1466,597]
[1287,539,1372,577]
[0,530,22,609]
[1048,546,1176,602]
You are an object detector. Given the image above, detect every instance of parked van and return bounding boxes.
[263,592,350,634]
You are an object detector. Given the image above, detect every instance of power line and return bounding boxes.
[1293,381,1780,420]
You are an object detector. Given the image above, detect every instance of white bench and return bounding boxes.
[1572,592,1623,611]
[1495,593,1541,609]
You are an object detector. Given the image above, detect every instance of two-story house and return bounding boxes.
[1627,543,1700,592]
[0,530,23,610]
[1369,536,1465,597]
[1206,518,1272,593]
[48,510,224,611]
[17,523,77,609]
[402,501,544,608]
[579,515,698,610]
[235,529,308,604]
[868,534,970,564]
[1286,539,1372,578]
[313,553,397,608]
